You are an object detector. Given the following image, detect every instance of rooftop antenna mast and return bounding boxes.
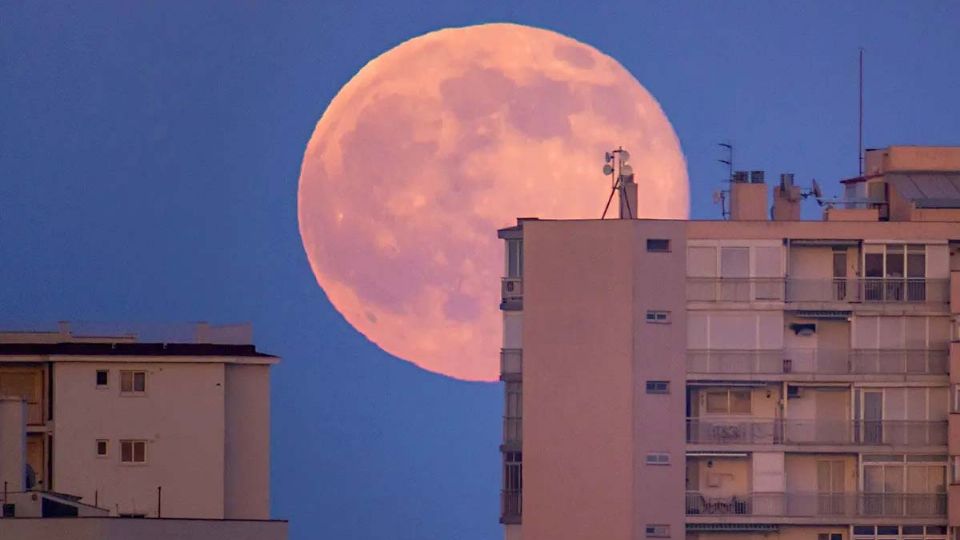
[858,48,864,176]
[600,147,634,219]
[714,142,733,219]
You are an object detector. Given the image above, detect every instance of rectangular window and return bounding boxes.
[645,311,670,324]
[120,371,146,394]
[646,381,669,394]
[96,370,109,387]
[817,534,842,540]
[646,239,670,252]
[506,239,523,278]
[645,524,669,538]
[120,440,146,463]
[96,439,108,457]
[705,390,751,414]
[645,452,670,465]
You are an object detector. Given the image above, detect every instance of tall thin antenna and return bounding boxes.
[718,143,733,182]
[858,48,864,176]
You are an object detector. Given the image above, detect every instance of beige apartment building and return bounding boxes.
[0,322,286,539]
[498,146,960,540]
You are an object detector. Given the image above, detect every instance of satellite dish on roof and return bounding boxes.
[619,149,631,162]
[605,151,614,163]
[812,179,823,199]
[602,164,614,175]
[621,164,634,176]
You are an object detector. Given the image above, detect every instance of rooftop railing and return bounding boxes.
[687,349,948,375]
[685,491,946,518]
[686,418,947,447]
[687,278,949,304]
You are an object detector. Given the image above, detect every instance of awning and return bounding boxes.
[787,310,851,320]
[788,239,859,247]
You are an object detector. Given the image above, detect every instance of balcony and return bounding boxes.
[503,416,522,444]
[500,349,522,381]
[687,349,948,376]
[685,491,946,518]
[687,278,949,304]
[687,278,784,302]
[686,418,947,447]
[500,489,522,524]
[786,278,949,304]
[501,277,523,310]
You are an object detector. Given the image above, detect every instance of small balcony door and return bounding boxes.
[817,460,846,515]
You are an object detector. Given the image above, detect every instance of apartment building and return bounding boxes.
[497,146,960,540]
[0,322,277,522]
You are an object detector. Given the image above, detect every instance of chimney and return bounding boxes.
[0,397,26,492]
[619,171,637,219]
[772,173,802,221]
[729,170,768,220]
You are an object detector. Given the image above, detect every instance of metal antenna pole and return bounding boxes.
[859,48,864,176]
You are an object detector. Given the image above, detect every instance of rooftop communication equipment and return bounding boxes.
[600,147,635,219]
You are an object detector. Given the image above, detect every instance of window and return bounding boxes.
[645,452,670,465]
[705,390,751,414]
[646,239,670,252]
[506,239,523,278]
[96,370,109,387]
[120,440,146,463]
[817,534,842,540]
[646,381,669,394]
[645,524,669,538]
[645,311,670,324]
[96,439,108,457]
[120,371,146,393]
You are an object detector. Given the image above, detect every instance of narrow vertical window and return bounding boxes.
[96,370,109,387]
[96,440,108,457]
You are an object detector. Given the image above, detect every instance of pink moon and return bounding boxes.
[298,23,688,381]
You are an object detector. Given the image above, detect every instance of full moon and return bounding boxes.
[299,23,688,381]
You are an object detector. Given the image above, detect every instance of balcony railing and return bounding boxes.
[687,349,948,375]
[786,278,949,304]
[501,277,523,304]
[500,349,522,380]
[686,418,947,446]
[687,278,949,304]
[500,489,522,524]
[685,491,946,518]
[687,278,784,302]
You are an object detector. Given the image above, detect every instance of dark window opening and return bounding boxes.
[646,381,669,394]
[646,239,670,252]
[96,370,108,387]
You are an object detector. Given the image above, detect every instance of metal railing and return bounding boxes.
[685,491,946,518]
[786,278,949,304]
[686,418,947,446]
[687,278,949,304]
[686,349,948,375]
[500,349,522,379]
[500,489,522,523]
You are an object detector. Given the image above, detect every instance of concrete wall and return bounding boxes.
[53,362,226,518]
[0,397,25,491]
[522,219,637,540]
[224,364,270,519]
[0,518,287,540]
[630,221,687,540]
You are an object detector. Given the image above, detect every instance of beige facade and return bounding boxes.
[0,322,277,522]
[499,146,960,540]
[0,517,287,539]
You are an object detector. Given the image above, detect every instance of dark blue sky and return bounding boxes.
[2,2,958,539]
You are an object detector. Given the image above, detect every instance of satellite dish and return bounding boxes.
[811,179,822,199]
[604,152,614,163]
[619,150,631,162]
[712,191,723,204]
[620,164,634,176]
[602,164,614,175]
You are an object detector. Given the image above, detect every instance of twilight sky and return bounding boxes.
[2,2,958,539]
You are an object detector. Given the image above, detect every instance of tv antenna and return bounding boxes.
[713,142,733,219]
[600,147,634,219]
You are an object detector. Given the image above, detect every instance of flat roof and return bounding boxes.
[0,342,278,360]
